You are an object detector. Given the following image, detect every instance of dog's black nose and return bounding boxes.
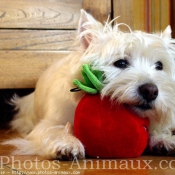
[138,83,158,102]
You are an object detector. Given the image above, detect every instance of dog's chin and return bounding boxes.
[136,103,152,111]
[124,102,152,112]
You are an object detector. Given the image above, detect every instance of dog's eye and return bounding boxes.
[155,61,163,70]
[113,59,129,69]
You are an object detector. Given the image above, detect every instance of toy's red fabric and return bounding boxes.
[74,94,149,158]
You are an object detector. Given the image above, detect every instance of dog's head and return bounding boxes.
[77,10,175,120]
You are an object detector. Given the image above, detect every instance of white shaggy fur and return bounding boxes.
[4,10,175,159]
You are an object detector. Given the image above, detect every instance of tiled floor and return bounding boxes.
[1,129,175,175]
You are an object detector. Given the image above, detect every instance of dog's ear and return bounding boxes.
[162,25,172,39]
[78,9,103,49]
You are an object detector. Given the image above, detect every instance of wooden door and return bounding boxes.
[0,0,111,89]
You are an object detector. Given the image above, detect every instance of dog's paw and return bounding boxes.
[151,142,172,155]
[45,135,85,160]
[54,137,85,160]
[149,135,175,155]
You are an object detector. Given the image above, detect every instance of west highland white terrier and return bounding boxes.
[5,9,175,160]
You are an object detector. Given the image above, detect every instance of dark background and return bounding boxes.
[0,89,34,127]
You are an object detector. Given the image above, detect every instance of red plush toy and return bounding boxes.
[74,94,149,158]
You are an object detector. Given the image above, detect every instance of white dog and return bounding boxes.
[5,9,175,160]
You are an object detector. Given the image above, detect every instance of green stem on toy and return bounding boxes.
[71,64,104,94]
[73,79,98,94]
[82,64,103,91]
[82,71,94,88]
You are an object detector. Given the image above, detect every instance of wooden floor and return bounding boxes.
[0,129,175,175]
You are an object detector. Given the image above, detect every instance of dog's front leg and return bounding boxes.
[26,55,86,160]
[25,118,85,160]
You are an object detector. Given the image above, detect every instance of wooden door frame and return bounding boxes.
[170,0,175,38]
